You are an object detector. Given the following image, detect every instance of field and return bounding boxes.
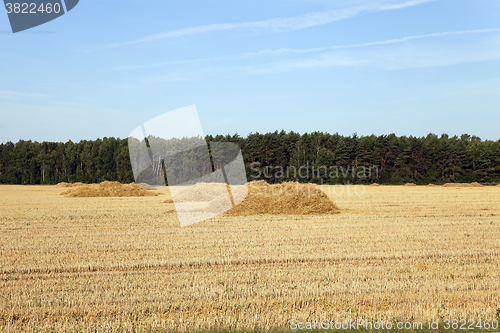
[1,184,500,332]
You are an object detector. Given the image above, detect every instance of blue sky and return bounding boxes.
[1,0,500,143]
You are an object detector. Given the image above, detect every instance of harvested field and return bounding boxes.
[1,184,499,332]
[427,184,439,187]
[60,181,158,197]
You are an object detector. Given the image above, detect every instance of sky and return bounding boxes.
[1,0,500,143]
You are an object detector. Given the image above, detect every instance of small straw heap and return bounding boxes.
[443,182,484,188]
[55,182,85,188]
[60,181,158,197]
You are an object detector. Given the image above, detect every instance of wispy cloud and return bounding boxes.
[247,30,500,72]
[115,28,500,70]
[108,0,435,48]
[253,28,500,55]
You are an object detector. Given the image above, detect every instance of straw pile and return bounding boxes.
[227,181,339,216]
[404,183,416,186]
[55,182,85,187]
[443,182,484,188]
[172,183,230,202]
[497,184,500,187]
[370,183,380,186]
[169,181,339,216]
[60,181,158,197]
[136,183,158,190]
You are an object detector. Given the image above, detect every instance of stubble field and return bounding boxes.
[0,184,499,332]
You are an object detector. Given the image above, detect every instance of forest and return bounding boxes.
[0,131,499,185]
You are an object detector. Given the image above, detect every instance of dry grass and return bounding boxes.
[1,184,499,332]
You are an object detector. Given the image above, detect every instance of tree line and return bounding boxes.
[1,132,499,185]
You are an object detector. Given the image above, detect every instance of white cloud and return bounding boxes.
[108,0,435,48]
